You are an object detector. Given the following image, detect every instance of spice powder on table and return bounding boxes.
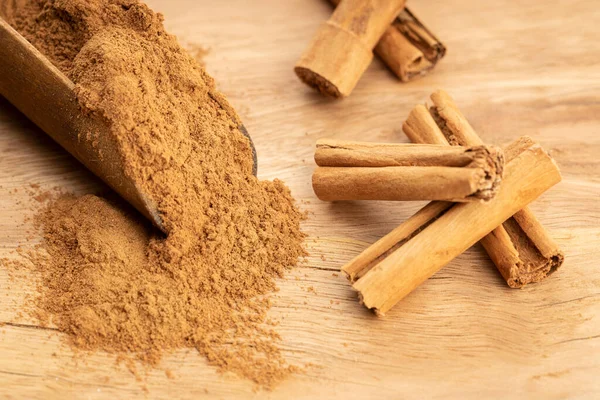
[0,0,306,388]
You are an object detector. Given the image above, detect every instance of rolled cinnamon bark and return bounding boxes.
[327,1,446,82]
[403,90,564,287]
[386,8,445,80]
[312,139,503,202]
[295,0,406,98]
[343,136,562,315]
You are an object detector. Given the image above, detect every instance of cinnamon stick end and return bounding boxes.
[294,66,342,98]
[507,249,564,288]
[295,22,373,98]
[376,27,433,83]
[383,8,446,82]
[467,145,504,202]
[341,267,356,283]
[357,292,386,317]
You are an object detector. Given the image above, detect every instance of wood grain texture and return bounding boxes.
[0,0,599,398]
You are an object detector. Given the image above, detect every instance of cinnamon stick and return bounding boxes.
[295,0,406,98]
[403,90,564,287]
[343,136,562,315]
[312,139,503,202]
[327,1,446,82]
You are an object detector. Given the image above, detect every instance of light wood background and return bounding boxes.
[1,0,599,398]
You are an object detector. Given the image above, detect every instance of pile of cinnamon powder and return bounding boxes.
[1,0,306,388]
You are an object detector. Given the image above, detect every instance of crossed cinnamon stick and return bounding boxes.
[314,91,563,315]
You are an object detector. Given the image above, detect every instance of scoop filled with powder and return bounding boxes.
[1,0,306,388]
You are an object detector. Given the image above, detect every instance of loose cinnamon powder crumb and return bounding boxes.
[1,0,306,389]
[184,42,210,67]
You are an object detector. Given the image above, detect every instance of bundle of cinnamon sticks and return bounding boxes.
[295,0,446,98]
[313,140,503,202]
[313,91,564,315]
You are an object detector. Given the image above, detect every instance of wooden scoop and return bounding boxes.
[0,18,257,233]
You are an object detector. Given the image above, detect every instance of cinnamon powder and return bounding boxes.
[1,0,306,388]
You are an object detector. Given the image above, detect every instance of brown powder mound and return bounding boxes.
[29,192,303,387]
[1,0,306,389]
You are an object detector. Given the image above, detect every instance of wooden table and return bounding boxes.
[1,0,599,398]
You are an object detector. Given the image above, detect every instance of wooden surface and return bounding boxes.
[0,0,599,398]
